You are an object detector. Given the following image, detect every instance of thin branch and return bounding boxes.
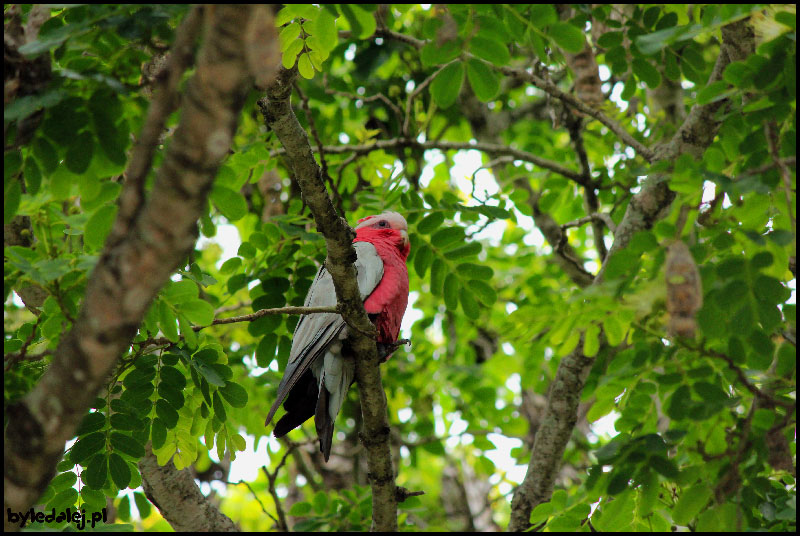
[764,121,796,240]
[496,62,656,162]
[323,74,404,127]
[270,138,586,184]
[702,348,795,410]
[295,82,343,215]
[262,443,299,532]
[561,213,617,234]
[133,306,339,348]
[403,59,458,137]
[4,315,44,372]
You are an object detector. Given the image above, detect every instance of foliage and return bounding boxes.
[4,3,796,532]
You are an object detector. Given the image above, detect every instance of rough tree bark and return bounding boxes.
[259,67,399,532]
[3,5,278,531]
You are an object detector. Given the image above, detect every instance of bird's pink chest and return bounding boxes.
[363,254,408,343]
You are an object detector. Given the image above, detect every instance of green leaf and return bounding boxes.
[155,399,179,428]
[528,5,557,28]
[33,136,58,173]
[24,157,42,195]
[282,39,304,69]
[220,381,249,408]
[697,80,730,105]
[134,491,152,520]
[460,289,480,319]
[51,471,78,491]
[311,9,337,52]
[430,258,446,296]
[602,315,627,346]
[289,501,313,516]
[443,273,459,311]
[414,243,434,278]
[672,484,712,525]
[430,62,465,109]
[71,432,106,464]
[278,22,301,53]
[632,58,662,88]
[65,131,94,174]
[160,366,187,389]
[151,418,167,449]
[417,212,446,234]
[213,391,227,422]
[466,59,500,102]
[421,41,461,67]
[339,4,374,39]
[158,383,185,410]
[110,432,145,459]
[431,226,466,249]
[84,205,118,252]
[211,185,247,222]
[4,178,21,225]
[456,262,493,280]
[584,324,600,357]
[467,279,497,306]
[165,279,199,303]
[158,300,179,343]
[548,22,586,53]
[83,454,108,489]
[179,299,215,326]
[598,31,624,49]
[297,53,315,79]
[635,24,702,55]
[469,36,510,66]
[446,242,482,259]
[108,453,131,489]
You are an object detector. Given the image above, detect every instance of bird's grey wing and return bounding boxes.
[265,264,344,427]
[265,242,385,435]
[313,241,384,458]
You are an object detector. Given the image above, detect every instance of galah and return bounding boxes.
[265,212,410,461]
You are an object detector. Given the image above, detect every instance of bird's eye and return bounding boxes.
[376,220,389,228]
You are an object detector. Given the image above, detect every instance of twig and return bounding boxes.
[564,112,608,261]
[702,348,795,410]
[270,138,585,184]
[295,82,343,215]
[262,443,299,532]
[134,305,339,347]
[395,486,425,503]
[364,27,655,162]
[561,213,616,234]
[4,315,44,371]
[323,75,404,127]
[230,480,274,522]
[403,59,459,137]
[764,121,796,240]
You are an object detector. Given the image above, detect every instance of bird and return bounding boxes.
[265,211,410,461]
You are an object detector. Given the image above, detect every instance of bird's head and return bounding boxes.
[355,212,410,258]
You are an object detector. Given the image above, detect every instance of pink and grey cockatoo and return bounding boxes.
[265,212,410,461]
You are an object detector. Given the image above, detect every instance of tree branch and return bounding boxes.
[3,6,267,527]
[508,18,755,532]
[139,445,237,532]
[259,66,398,532]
